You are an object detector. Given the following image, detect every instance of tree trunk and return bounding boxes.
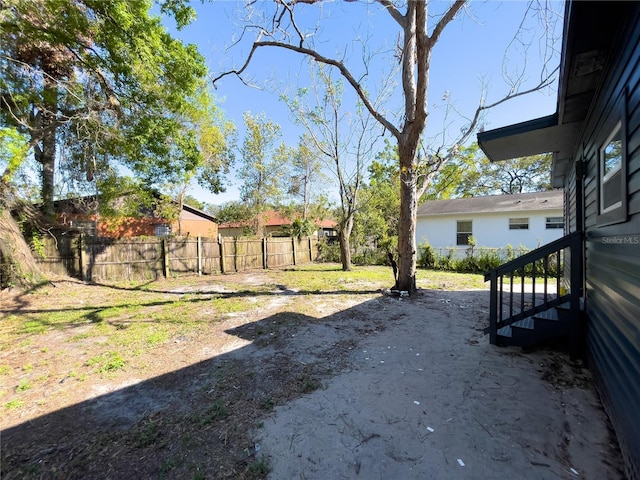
[0,205,45,288]
[36,77,58,220]
[396,142,419,293]
[338,215,353,271]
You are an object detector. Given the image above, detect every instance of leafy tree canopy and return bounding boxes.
[422,144,553,198]
[0,0,233,213]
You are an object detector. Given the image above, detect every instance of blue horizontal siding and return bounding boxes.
[579,5,640,479]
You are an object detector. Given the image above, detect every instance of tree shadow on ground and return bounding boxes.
[1,289,593,480]
[0,294,391,480]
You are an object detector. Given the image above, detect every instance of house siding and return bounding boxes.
[176,210,218,238]
[569,6,640,478]
[416,210,563,252]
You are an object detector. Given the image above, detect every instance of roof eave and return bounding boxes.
[477,114,582,166]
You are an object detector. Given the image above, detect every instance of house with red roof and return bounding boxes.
[218,210,336,239]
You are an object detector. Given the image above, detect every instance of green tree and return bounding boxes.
[1,0,219,214]
[238,112,286,234]
[466,154,552,196]
[1,0,231,285]
[286,134,326,220]
[214,201,255,236]
[355,140,400,257]
[423,145,553,198]
[275,133,330,238]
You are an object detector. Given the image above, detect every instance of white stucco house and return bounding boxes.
[416,190,564,254]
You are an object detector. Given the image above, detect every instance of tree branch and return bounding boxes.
[376,0,406,28]
[428,0,466,46]
[215,38,401,138]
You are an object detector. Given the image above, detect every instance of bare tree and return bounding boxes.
[281,64,380,271]
[215,0,559,292]
[283,133,325,220]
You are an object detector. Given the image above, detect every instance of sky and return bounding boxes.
[163,0,565,207]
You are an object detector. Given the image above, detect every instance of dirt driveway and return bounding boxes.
[0,270,624,479]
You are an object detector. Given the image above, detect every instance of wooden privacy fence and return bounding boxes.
[34,235,319,282]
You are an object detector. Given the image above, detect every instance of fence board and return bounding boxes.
[267,237,295,268]
[35,235,81,277]
[86,238,163,281]
[33,235,316,282]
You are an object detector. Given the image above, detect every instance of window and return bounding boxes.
[155,224,172,236]
[545,217,564,229]
[509,218,529,230]
[456,220,472,245]
[600,122,623,213]
[70,220,97,236]
[597,92,627,226]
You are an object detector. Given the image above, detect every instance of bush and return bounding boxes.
[416,242,563,278]
[418,242,436,269]
[476,249,503,273]
[317,239,341,263]
[353,248,387,266]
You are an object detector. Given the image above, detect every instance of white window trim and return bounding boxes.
[508,217,529,230]
[599,120,623,214]
[545,217,564,229]
[456,220,472,246]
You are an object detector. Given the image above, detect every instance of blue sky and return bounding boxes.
[164,1,564,206]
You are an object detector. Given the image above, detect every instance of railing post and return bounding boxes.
[489,270,498,345]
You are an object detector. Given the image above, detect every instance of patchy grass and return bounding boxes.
[0,263,490,479]
[417,269,487,290]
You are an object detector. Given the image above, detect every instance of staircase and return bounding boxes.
[484,232,584,357]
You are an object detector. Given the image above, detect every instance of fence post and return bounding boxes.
[309,237,313,262]
[262,237,268,270]
[197,236,202,276]
[79,234,88,281]
[233,237,239,272]
[218,236,226,273]
[292,237,297,266]
[162,238,170,278]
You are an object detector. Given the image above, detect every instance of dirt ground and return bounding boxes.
[0,271,625,479]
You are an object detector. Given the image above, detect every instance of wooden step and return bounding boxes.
[496,306,571,348]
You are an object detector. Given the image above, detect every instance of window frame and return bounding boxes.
[597,91,628,226]
[600,121,623,213]
[456,220,472,246]
[545,216,564,229]
[70,219,97,236]
[155,224,172,237]
[508,217,529,230]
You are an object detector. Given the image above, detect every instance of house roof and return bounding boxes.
[181,204,217,223]
[53,195,216,222]
[417,191,563,217]
[477,1,634,187]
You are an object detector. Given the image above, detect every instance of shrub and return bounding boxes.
[476,249,503,273]
[353,248,387,266]
[418,242,436,269]
[316,239,341,263]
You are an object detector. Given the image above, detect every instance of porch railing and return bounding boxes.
[484,231,583,353]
